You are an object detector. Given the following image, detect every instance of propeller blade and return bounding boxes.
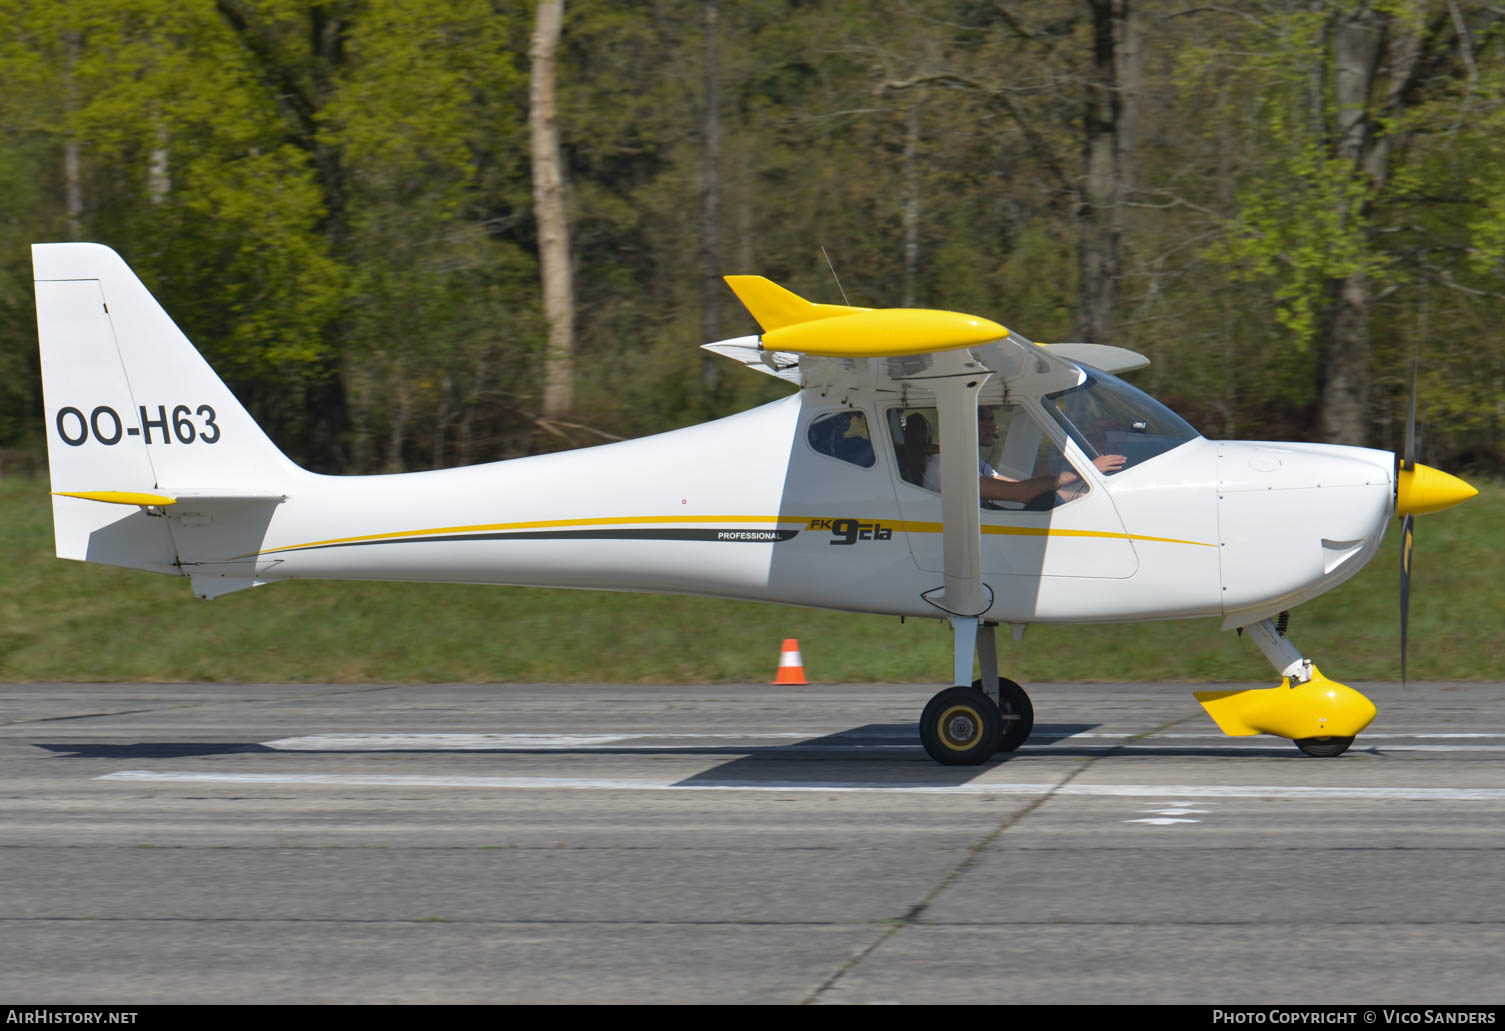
[1400,513,1414,688]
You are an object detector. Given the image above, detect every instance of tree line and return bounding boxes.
[1,0,1501,476]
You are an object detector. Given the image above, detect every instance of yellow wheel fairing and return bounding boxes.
[1194,667,1377,740]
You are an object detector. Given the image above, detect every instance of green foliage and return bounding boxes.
[0,0,1500,470]
[1213,142,1386,347]
[1180,9,1367,352]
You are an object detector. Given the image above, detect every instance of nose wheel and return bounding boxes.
[920,686,1002,765]
[1294,735,1354,758]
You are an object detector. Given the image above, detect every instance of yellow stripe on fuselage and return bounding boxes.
[253,513,1214,558]
[254,514,801,556]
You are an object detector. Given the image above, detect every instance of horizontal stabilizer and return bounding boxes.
[190,576,266,601]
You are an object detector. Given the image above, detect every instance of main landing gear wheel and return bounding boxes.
[1294,736,1355,758]
[920,686,1002,766]
[972,677,1035,754]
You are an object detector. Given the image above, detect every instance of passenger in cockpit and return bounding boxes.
[921,406,1124,506]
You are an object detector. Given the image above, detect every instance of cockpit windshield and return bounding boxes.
[1042,365,1199,474]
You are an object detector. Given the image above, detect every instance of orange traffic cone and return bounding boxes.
[774,638,808,684]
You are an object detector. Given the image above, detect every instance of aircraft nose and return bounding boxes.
[1396,463,1477,517]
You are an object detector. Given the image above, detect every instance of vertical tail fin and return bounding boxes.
[33,243,300,570]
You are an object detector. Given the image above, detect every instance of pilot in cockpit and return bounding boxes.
[921,405,1125,507]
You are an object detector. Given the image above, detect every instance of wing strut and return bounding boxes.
[913,359,995,687]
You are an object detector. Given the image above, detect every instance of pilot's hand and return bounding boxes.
[1093,454,1128,473]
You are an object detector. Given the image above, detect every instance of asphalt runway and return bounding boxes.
[2,680,1503,1005]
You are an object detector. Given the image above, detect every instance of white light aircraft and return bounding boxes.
[33,243,1478,764]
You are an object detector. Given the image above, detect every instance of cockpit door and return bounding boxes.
[886,402,1138,579]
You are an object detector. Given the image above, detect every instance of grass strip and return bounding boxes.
[1,476,1499,683]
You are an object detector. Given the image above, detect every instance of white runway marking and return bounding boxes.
[96,770,1505,801]
[1126,802,1213,825]
[1067,732,1505,739]
[261,733,815,750]
[256,733,1505,753]
[1092,743,1505,752]
[1363,744,1505,752]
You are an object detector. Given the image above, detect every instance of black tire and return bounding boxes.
[972,677,1035,753]
[1294,736,1355,758]
[920,686,1002,766]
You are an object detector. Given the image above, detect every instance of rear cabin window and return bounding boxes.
[807,411,875,468]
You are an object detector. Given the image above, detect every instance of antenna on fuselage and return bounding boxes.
[820,246,850,306]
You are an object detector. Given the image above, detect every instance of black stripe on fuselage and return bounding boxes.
[283,528,801,554]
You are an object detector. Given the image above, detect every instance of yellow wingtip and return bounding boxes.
[722,275,869,332]
[763,308,1009,358]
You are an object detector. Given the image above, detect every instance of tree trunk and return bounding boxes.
[1320,268,1372,445]
[1077,1,1138,345]
[213,1,353,471]
[531,0,575,419]
[385,366,409,474]
[432,371,452,470]
[64,31,83,237]
[700,0,723,403]
[1318,6,1425,445]
[701,0,719,349]
[902,103,921,308]
[148,125,170,205]
[1317,7,1383,445]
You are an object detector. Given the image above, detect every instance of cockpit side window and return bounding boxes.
[1042,365,1199,474]
[807,410,875,468]
[886,404,1090,510]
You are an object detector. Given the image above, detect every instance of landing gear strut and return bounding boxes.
[919,618,1035,765]
[974,676,1035,753]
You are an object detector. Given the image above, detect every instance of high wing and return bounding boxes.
[707,275,1148,682]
